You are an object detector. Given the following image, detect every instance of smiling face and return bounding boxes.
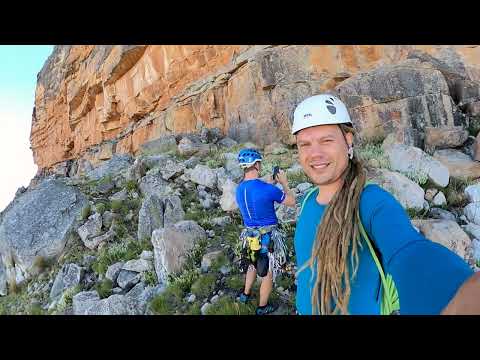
[296,124,353,187]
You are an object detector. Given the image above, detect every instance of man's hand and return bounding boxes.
[276,170,288,186]
[276,170,296,208]
[441,272,480,315]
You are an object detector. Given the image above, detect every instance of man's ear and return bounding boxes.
[345,132,354,147]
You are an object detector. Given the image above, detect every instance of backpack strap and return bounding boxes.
[359,182,400,315]
[299,186,319,216]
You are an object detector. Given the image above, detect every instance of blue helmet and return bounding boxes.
[238,148,262,168]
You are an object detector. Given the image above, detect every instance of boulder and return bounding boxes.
[125,282,156,314]
[464,203,480,225]
[72,291,101,315]
[218,137,238,149]
[49,263,83,300]
[109,189,129,202]
[140,251,154,261]
[201,250,223,272]
[152,221,206,283]
[199,127,222,144]
[425,188,439,202]
[137,194,185,240]
[138,171,173,198]
[429,208,456,222]
[122,259,153,273]
[116,270,141,290]
[105,262,125,285]
[220,179,238,212]
[424,126,469,153]
[462,223,480,240]
[83,228,115,250]
[140,135,177,154]
[412,219,471,259]
[73,292,138,315]
[77,213,103,244]
[465,183,480,203]
[385,144,449,187]
[433,149,480,180]
[137,194,164,241]
[432,192,447,206]
[86,154,133,181]
[0,179,88,285]
[163,195,185,227]
[368,169,425,210]
[177,137,210,157]
[210,216,232,227]
[187,164,217,189]
[160,160,185,180]
[0,257,7,296]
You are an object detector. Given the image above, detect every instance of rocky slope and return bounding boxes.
[2,124,480,315]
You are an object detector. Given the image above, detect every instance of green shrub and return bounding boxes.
[191,274,217,300]
[27,303,45,315]
[406,207,429,220]
[92,239,151,275]
[403,170,429,186]
[443,178,476,208]
[94,279,113,299]
[55,285,81,314]
[287,170,310,188]
[204,296,255,315]
[80,204,92,221]
[169,268,200,294]
[150,283,185,315]
[211,253,229,273]
[95,203,107,215]
[186,302,202,315]
[110,200,127,215]
[276,274,295,290]
[225,274,244,290]
[124,180,139,193]
[143,270,158,287]
[356,143,390,169]
[32,256,54,274]
[150,294,174,315]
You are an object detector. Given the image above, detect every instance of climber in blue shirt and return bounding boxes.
[291,94,479,315]
[235,148,296,315]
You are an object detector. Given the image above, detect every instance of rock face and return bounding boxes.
[151,220,206,283]
[0,179,88,286]
[336,59,464,146]
[412,219,471,259]
[31,45,480,172]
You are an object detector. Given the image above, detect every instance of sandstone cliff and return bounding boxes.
[31,45,480,172]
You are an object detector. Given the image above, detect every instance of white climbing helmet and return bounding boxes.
[291,94,352,135]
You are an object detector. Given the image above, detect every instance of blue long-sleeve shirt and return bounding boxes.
[294,184,474,315]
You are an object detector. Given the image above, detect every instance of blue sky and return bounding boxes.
[0,45,54,212]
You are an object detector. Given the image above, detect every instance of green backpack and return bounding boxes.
[299,184,400,315]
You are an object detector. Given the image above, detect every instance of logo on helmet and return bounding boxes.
[325,99,336,115]
[303,113,312,119]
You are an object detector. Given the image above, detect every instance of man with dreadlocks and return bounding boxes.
[292,94,479,315]
[235,148,296,315]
